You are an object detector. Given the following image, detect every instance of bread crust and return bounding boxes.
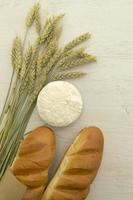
[11,126,55,200]
[22,186,44,200]
[42,127,104,200]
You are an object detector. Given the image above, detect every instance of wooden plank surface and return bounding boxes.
[0,0,133,199]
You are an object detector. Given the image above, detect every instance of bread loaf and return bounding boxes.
[42,127,104,200]
[11,126,55,200]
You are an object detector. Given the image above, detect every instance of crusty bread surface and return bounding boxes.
[22,186,44,200]
[11,126,56,200]
[42,126,104,200]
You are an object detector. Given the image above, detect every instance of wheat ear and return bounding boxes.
[40,14,64,43]
[52,71,86,80]
[64,33,90,52]
[34,3,41,34]
[11,36,22,74]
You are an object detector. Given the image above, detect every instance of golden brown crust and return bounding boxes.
[11,126,55,188]
[42,126,104,200]
[22,186,44,200]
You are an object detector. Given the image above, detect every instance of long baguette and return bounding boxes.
[42,126,104,200]
[11,126,55,200]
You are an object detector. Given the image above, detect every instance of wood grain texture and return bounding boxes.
[0,0,133,199]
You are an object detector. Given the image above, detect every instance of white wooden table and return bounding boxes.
[0,0,133,199]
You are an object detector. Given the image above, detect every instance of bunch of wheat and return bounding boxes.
[0,3,96,180]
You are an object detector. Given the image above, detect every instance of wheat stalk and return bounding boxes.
[25,4,36,28]
[59,54,96,70]
[25,3,41,28]
[40,14,64,43]
[46,50,61,74]
[0,3,96,180]
[11,36,22,74]
[64,32,91,52]
[45,25,62,48]
[34,3,41,34]
[31,72,46,102]
[20,46,32,79]
[56,48,85,68]
[36,40,57,76]
[52,71,86,80]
